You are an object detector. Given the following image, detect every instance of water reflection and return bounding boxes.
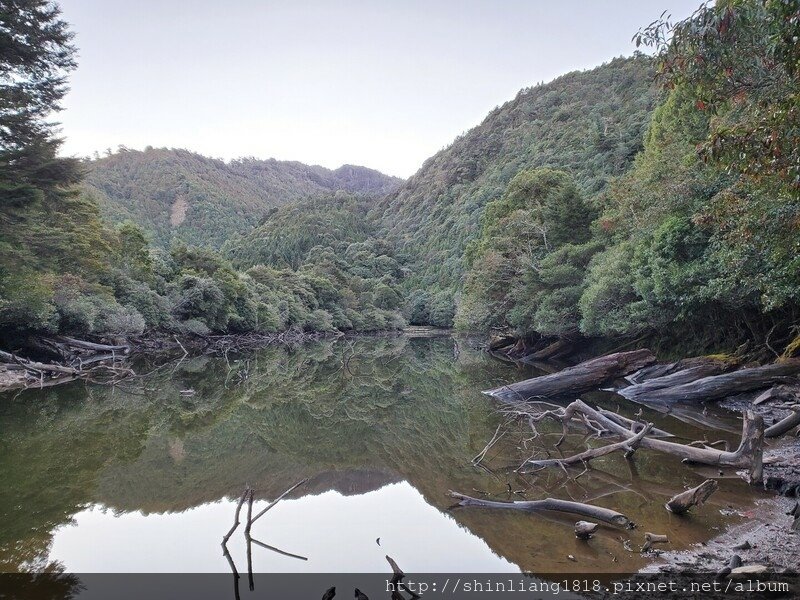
[0,336,761,575]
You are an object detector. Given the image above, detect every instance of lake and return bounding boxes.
[0,335,760,577]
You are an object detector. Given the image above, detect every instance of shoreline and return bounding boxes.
[643,431,800,576]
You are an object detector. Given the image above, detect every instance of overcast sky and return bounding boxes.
[57,0,700,178]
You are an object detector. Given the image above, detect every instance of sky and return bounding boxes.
[56,0,701,178]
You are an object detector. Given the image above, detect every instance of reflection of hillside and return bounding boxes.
[0,337,502,571]
[0,337,762,574]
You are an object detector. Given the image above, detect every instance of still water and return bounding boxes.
[0,335,761,575]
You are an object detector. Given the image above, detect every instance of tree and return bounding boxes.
[636,0,800,191]
[0,0,80,203]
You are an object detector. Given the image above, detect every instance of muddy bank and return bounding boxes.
[645,492,798,574]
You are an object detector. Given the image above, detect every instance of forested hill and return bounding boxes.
[371,56,660,308]
[85,147,403,247]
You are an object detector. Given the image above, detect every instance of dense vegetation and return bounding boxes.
[0,1,404,344]
[372,55,662,323]
[1,0,798,356]
[86,147,402,248]
[457,0,800,354]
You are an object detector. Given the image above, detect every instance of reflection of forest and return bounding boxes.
[0,337,760,574]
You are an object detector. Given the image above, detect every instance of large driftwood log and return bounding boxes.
[485,349,656,401]
[448,491,633,528]
[665,479,719,514]
[620,361,736,401]
[625,356,736,385]
[620,359,800,405]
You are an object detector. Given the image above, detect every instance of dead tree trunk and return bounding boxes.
[665,479,719,514]
[448,491,633,528]
[625,356,736,385]
[484,349,656,401]
[620,361,736,401]
[620,359,800,405]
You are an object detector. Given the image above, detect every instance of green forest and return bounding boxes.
[1,0,798,357]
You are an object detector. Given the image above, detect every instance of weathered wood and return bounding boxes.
[765,405,800,438]
[448,491,633,528]
[522,338,574,362]
[625,357,735,386]
[527,400,765,482]
[484,349,657,401]
[665,479,719,514]
[641,532,669,552]
[0,349,80,376]
[754,384,799,405]
[620,359,800,405]
[222,487,250,545]
[525,423,653,469]
[620,361,736,402]
[597,408,674,438]
[250,478,307,525]
[488,334,516,352]
[574,521,598,539]
[57,336,130,353]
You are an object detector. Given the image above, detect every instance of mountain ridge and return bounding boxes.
[85,147,403,247]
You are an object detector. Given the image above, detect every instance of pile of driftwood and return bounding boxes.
[0,336,133,389]
[451,348,800,557]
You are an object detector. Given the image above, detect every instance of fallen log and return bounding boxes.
[765,405,800,438]
[57,336,130,353]
[665,479,719,514]
[620,361,736,402]
[448,491,633,528]
[619,359,800,405]
[625,356,736,385]
[753,385,799,405]
[0,349,80,376]
[488,334,516,352]
[525,423,653,469]
[484,349,656,401]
